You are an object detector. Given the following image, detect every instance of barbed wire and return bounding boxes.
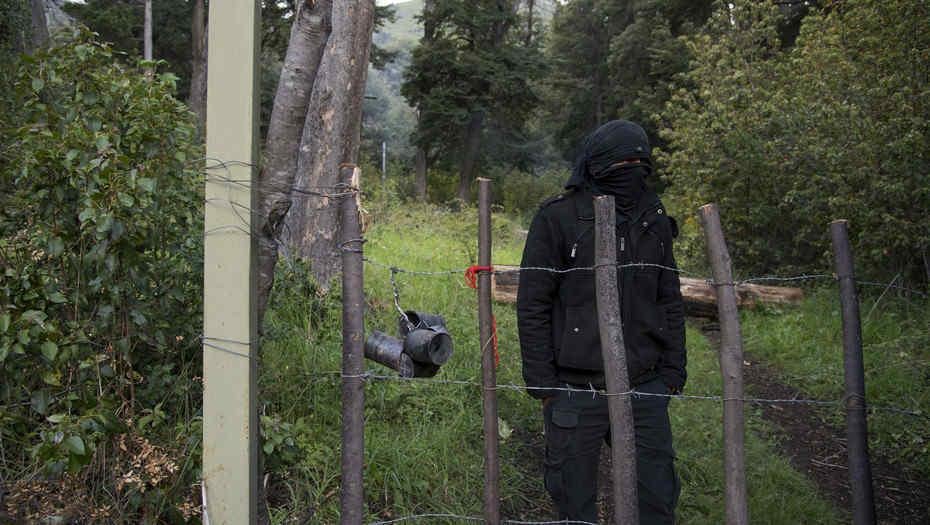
[198,337,927,420]
[369,515,597,525]
[199,157,358,199]
[197,157,929,297]
[364,256,928,297]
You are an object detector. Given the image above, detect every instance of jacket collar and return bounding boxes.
[572,187,662,223]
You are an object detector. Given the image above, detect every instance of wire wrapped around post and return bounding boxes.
[699,203,749,525]
[339,164,365,525]
[477,178,500,525]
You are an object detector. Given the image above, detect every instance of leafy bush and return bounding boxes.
[658,0,930,287]
[0,31,203,521]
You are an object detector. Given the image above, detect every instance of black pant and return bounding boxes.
[543,377,680,525]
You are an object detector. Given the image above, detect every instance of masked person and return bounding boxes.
[517,120,686,524]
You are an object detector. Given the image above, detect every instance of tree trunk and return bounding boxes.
[143,0,152,59]
[30,0,49,50]
[283,0,375,288]
[257,0,333,323]
[188,0,208,135]
[525,0,534,46]
[143,0,153,77]
[457,110,484,202]
[414,146,427,199]
[413,0,434,200]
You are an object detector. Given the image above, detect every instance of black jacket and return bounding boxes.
[517,187,687,399]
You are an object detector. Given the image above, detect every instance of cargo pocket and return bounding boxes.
[544,403,578,506]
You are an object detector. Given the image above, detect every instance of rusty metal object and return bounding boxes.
[403,328,453,366]
[364,331,415,378]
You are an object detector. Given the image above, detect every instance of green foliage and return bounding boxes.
[543,0,714,159]
[672,327,841,524]
[401,0,545,171]
[0,31,203,520]
[659,0,930,286]
[258,202,840,522]
[0,0,30,53]
[64,0,196,97]
[743,288,930,481]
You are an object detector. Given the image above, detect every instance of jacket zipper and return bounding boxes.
[569,224,593,260]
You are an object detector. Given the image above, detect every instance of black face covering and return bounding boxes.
[590,162,650,217]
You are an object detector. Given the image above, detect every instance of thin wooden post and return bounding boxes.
[593,195,639,525]
[830,220,876,525]
[477,178,501,525]
[699,203,749,525]
[340,165,365,525]
[202,0,260,522]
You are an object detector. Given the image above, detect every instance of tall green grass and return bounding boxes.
[742,288,930,477]
[259,200,840,523]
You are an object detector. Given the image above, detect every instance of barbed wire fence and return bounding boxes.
[199,160,927,525]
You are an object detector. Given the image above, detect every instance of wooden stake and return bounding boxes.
[202,0,260,521]
[699,203,748,525]
[340,166,365,525]
[478,178,501,525]
[830,220,876,525]
[593,195,639,525]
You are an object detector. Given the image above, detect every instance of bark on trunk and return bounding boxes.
[144,0,152,59]
[188,0,208,135]
[143,0,153,77]
[457,110,484,202]
[525,0,534,46]
[413,0,434,200]
[283,0,375,288]
[30,0,49,50]
[257,0,333,324]
[414,146,427,199]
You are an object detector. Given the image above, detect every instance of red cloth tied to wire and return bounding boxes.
[465,265,499,367]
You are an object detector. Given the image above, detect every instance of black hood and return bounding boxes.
[565,119,652,190]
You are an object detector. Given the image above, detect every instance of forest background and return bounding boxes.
[1,0,928,522]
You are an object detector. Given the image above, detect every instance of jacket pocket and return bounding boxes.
[557,305,603,371]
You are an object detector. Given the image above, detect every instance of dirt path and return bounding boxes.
[701,323,930,525]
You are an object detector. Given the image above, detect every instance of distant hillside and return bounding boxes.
[373,0,422,55]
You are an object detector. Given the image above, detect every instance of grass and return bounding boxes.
[741,288,930,478]
[258,199,841,523]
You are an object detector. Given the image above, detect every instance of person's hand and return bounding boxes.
[542,396,556,408]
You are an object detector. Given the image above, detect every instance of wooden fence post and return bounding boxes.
[477,178,501,525]
[830,220,876,525]
[340,165,365,525]
[699,204,749,525]
[593,195,639,525]
[202,0,260,521]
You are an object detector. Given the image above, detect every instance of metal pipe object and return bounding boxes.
[403,328,453,366]
[364,331,415,378]
[399,311,448,336]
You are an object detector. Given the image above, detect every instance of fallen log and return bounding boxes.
[491,266,804,318]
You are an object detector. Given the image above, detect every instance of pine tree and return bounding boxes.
[402,0,543,202]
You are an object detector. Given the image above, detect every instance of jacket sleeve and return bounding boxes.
[517,209,561,400]
[656,219,687,391]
